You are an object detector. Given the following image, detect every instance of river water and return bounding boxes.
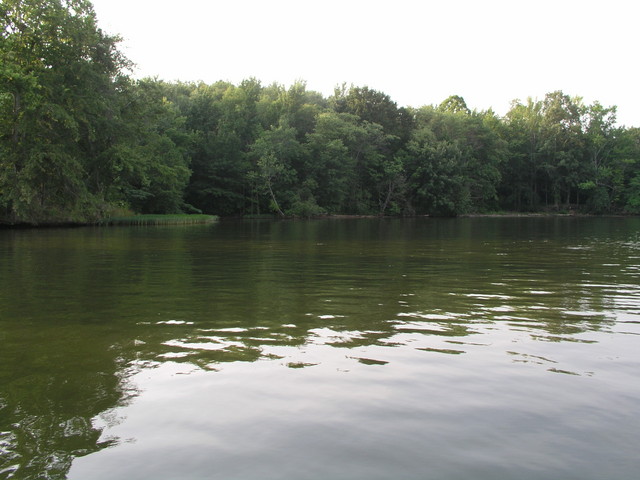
[1,217,639,479]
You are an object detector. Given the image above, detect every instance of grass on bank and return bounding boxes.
[99,214,218,226]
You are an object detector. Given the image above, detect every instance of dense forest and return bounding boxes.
[2,0,640,225]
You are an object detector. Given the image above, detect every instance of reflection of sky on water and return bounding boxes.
[71,312,640,480]
[137,302,634,379]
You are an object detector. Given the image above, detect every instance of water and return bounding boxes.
[1,217,639,479]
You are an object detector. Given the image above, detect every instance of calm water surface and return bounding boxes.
[1,217,639,479]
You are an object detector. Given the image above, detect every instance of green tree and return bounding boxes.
[378,151,406,215]
[405,125,470,216]
[183,80,260,215]
[608,127,640,212]
[331,85,405,141]
[501,98,544,210]
[305,112,391,214]
[111,79,191,213]
[578,102,618,211]
[538,91,584,208]
[249,122,303,216]
[407,106,503,214]
[0,0,130,223]
[438,95,471,115]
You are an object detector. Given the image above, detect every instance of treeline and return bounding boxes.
[2,1,640,224]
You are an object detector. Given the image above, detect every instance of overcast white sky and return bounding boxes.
[90,0,639,126]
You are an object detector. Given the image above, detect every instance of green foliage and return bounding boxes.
[286,179,326,218]
[404,106,504,215]
[438,95,471,115]
[0,0,140,223]
[332,85,402,139]
[625,175,640,213]
[181,81,257,216]
[113,79,192,214]
[405,126,470,216]
[2,2,639,223]
[500,92,625,212]
[249,123,303,216]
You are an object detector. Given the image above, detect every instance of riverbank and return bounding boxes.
[3,211,636,228]
[247,212,633,220]
[0,214,218,228]
[98,214,218,226]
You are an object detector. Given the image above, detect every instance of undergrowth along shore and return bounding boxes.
[3,211,635,228]
[99,214,218,226]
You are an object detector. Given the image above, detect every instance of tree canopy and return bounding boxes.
[2,0,640,224]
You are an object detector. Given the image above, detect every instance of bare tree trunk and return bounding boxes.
[380,180,395,216]
[266,178,285,217]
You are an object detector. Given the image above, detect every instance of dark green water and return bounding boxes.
[1,217,639,480]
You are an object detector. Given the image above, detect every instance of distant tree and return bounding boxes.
[502,98,548,210]
[538,91,584,208]
[405,124,470,216]
[614,128,640,212]
[407,106,504,215]
[332,85,403,141]
[438,95,471,115]
[183,81,260,215]
[2,4,637,223]
[249,122,302,216]
[305,112,391,214]
[578,102,618,211]
[113,79,192,214]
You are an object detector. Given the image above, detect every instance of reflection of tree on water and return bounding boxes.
[0,230,150,479]
[119,218,629,372]
[1,218,638,478]
[0,327,136,479]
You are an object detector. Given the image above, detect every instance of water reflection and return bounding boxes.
[1,218,640,479]
[0,322,136,478]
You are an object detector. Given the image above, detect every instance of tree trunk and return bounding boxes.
[266,179,285,217]
[380,181,394,216]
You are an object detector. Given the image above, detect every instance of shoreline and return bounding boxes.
[1,212,635,229]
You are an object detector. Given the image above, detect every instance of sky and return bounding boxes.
[90,0,639,126]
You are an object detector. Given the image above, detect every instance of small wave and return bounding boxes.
[157,320,194,325]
